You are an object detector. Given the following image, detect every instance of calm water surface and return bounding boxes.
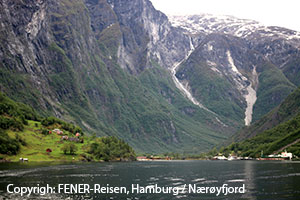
[0,160,300,199]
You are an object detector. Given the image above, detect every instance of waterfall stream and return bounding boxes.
[170,37,225,126]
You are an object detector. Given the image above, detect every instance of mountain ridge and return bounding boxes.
[169,14,300,40]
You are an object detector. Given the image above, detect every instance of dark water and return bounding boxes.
[0,160,300,200]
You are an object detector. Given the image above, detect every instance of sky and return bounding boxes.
[150,0,300,31]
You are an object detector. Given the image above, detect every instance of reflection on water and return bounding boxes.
[0,161,300,199]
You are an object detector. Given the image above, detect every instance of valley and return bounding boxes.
[0,0,299,155]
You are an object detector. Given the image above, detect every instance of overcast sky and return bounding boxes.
[150,0,300,31]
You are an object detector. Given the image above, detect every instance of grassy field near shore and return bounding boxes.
[3,120,91,162]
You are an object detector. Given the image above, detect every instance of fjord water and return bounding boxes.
[0,161,300,200]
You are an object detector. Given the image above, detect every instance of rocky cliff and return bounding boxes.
[0,0,231,153]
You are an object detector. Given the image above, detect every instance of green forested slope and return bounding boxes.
[219,87,300,157]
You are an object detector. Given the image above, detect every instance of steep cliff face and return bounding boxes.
[0,0,50,106]
[100,0,192,73]
[0,0,232,153]
[1,0,112,129]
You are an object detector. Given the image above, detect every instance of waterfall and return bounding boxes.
[170,37,226,126]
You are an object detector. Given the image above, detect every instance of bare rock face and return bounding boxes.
[101,0,192,73]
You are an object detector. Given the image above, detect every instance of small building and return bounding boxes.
[137,156,150,161]
[61,136,69,140]
[53,129,63,135]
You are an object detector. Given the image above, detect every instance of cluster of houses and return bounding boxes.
[212,155,253,160]
[43,129,83,155]
[212,150,293,161]
[49,128,82,143]
[51,128,63,135]
[19,128,83,161]
[136,156,172,161]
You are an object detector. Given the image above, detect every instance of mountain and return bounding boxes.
[0,0,233,154]
[0,0,299,154]
[169,14,300,157]
[218,87,300,157]
[169,14,299,124]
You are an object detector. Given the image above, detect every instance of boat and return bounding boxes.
[258,150,293,161]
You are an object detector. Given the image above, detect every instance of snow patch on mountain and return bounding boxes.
[244,67,258,126]
[227,51,240,74]
[168,14,300,41]
[168,14,262,37]
[207,43,213,51]
[226,51,257,126]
